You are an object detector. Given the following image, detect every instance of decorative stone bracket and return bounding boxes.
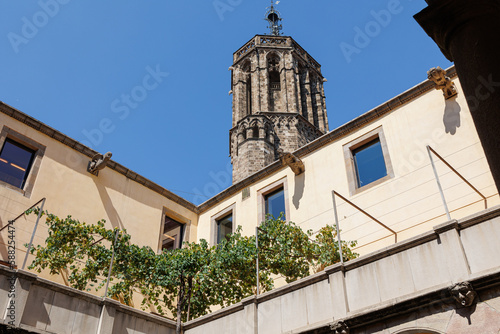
[428,66,458,100]
[280,152,305,175]
[88,151,112,176]
[449,281,477,307]
[330,320,349,334]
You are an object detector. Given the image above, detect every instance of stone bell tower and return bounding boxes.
[230,3,329,183]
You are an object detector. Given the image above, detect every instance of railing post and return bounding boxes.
[427,146,452,221]
[255,227,259,296]
[22,198,46,270]
[331,191,344,264]
[428,145,488,210]
[103,229,120,298]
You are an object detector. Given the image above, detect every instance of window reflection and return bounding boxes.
[0,139,35,189]
[162,216,185,251]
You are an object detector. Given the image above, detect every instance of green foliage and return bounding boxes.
[258,214,359,282]
[25,209,358,333]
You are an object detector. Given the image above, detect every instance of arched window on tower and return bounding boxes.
[252,124,259,138]
[268,55,281,91]
[242,61,252,117]
[298,63,309,118]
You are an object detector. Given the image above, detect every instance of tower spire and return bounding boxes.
[265,1,283,36]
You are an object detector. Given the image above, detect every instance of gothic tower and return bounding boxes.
[230,4,329,183]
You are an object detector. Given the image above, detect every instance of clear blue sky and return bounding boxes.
[0,0,452,205]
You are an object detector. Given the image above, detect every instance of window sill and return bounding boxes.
[350,174,393,197]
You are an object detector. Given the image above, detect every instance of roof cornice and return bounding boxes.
[0,102,197,213]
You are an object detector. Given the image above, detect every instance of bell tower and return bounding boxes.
[230,2,329,183]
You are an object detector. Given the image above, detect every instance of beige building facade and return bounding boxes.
[1,23,500,333]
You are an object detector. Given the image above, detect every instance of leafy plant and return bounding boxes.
[26,210,358,334]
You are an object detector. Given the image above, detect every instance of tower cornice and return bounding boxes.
[233,35,322,74]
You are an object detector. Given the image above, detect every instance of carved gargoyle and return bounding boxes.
[449,282,477,307]
[280,152,305,175]
[330,321,349,334]
[428,66,458,100]
[88,152,112,176]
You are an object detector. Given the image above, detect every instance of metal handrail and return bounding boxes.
[427,146,488,211]
[0,197,46,233]
[332,191,398,245]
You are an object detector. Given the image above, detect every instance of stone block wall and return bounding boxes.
[230,35,329,183]
[230,113,323,183]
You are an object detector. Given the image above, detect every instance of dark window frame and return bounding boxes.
[264,187,286,220]
[343,127,394,196]
[0,138,36,189]
[352,137,387,188]
[258,178,289,223]
[161,215,185,251]
[216,213,233,244]
[158,208,190,253]
[211,204,236,246]
[0,127,45,198]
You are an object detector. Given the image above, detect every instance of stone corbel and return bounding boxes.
[449,281,477,307]
[428,66,458,100]
[280,152,305,175]
[88,151,112,176]
[330,320,349,334]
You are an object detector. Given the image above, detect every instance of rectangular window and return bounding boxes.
[211,204,236,246]
[0,138,35,189]
[216,213,233,244]
[352,138,387,188]
[161,216,185,251]
[265,187,285,220]
[343,127,394,195]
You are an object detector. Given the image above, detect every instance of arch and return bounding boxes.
[252,125,259,138]
[241,59,251,73]
[241,60,252,117]
[267,53,281,91]
[264,123,273,141]
[266,51,281,65]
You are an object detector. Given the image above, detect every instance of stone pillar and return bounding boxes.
[241,296,258,334]
[414,0,500,192]
[285,54,299,113]
[259,51,270,111]
[2,270,37,327]
[96,299,117,334]
[305,69,315,125]
[250,61,259,115]
[321,82,329,132]
[233,68,244,123]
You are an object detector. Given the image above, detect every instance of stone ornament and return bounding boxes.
[280,152,305,175]
[88,152,112,176]
[449,281,477,307]
[427,66,458,100]
[330,320,349,334]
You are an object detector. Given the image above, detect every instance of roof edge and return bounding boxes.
[196,66,458,213]
[0,102,197,213]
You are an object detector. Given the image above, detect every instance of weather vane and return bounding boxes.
[265,0,283,36]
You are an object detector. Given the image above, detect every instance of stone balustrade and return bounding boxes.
[2,206,500,333]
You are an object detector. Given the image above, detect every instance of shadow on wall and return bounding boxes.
[92,177,125,230]
[44,143,169,209]
[293,173,305,210]
[443,98,461,135]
